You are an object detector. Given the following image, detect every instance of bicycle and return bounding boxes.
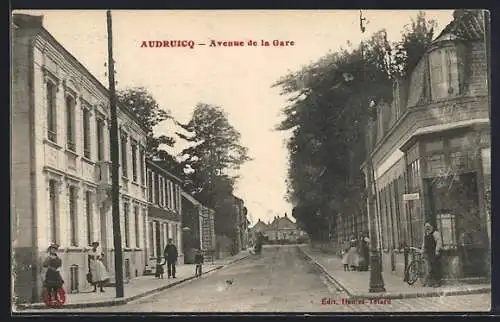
[405,247,427,286]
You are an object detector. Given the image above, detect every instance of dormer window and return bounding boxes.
[428,39,462,101]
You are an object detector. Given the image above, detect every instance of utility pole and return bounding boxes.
[107,9,125,298]
[360,9,385,293]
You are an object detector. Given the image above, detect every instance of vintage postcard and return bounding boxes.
[11,9,491,314]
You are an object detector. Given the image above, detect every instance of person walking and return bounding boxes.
[194,249,204,277]
[421,222,443,287]
[87,241,109,292]
[347,234,360,271]
[164,238,179,279]
[358,232,370,271]
[43,243,64,302]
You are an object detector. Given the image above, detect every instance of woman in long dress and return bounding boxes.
[88,241,109,292]
[347,235,360,271]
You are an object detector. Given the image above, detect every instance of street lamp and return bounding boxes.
[360,10,385,293]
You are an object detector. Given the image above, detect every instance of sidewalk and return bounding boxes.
[15,251,250,311]
[298,245,491,300]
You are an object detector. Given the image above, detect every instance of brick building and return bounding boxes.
[361,10,490,281]
[12,14,149,303]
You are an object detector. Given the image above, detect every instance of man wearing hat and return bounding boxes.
[163,238,178,279]
[43,243,64,302]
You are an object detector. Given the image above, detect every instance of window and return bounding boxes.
[49,180,59,244]
[140,149,145,185]
[155,174,160,205]
[149,221,155,258]
[46,82,57,142]
[83,108,91,158]
[134,206,140,248]
[85,191,93,246]
[131,141,138,182]
[124,202,130,248]
[69,186,78,246]
[429,47,460,100]
[159,177,164,207]
[173,184,177,210]
[121,133,128,178]
[148,171,154,202]
[66,96,76,151]
[96,118,105,161]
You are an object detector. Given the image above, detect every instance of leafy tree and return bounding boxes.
[117,87,183,175]
[177,103,251,235]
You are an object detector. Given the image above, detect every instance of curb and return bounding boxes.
[15,254,251,311]
[297,246,491,300]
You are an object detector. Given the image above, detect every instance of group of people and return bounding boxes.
[42,241,110,302]
[339,222,444,287]
[341,232,370,272]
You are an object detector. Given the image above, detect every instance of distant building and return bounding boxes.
[250,214,307,243]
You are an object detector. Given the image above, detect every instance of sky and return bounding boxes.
[15,9,454,225]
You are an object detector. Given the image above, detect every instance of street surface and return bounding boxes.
[38,245,490,312]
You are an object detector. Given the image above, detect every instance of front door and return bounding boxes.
[425,172,488,277]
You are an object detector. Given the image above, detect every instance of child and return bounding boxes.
[341,247,350,272]
[155,258,165,279]
[194,249,204,277]
[43,243,64,302]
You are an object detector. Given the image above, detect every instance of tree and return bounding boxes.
[117,87,182,175]
[177,103,251,235]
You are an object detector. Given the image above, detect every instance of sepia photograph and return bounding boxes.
[11,9,491,314]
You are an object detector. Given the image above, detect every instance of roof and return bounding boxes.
[268,215,296,230]
[434,10,485,42]
[146,159,183,184]
[13,14,149,135]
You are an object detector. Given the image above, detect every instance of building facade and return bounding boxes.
[145,159,183,271]
[12,14,149,304]
[362,11,490,281]
[181,191,216,263]
[250,215,307,243]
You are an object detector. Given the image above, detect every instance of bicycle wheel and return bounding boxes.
[406,261,419,285]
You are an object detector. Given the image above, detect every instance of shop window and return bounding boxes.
[426,154,446,176]
[436,213,457,250]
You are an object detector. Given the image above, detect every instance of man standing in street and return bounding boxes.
[164,238,178,279]
[422,222,443,287]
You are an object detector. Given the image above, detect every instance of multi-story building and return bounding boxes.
[145,159,183,271]
[12,14,149,304]
[361,10,490,281]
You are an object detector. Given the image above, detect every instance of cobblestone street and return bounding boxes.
[41,245,490,313]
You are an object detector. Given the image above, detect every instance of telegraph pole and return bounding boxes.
[107,9,125,298]
[360,9,385,293]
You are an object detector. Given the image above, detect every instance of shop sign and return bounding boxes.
[402,193,420,201]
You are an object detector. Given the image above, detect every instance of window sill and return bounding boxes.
[132,180,140,187]
[44,139,63,150]
[65,148,79,157]
[81,156,95,165]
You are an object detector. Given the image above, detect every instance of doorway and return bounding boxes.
[424,171,488,277]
